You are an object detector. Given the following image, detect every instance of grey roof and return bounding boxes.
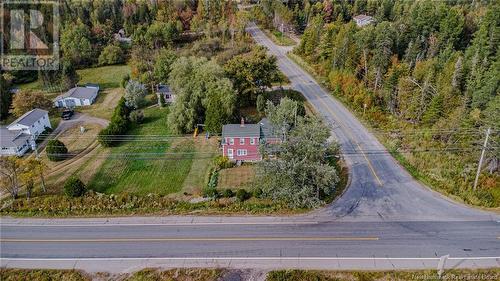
[8,108,48,127]
[56,86,98,100]
[353,14,373,21]
[157,84,171,94]
[0,128,31,147]
[259,118,279,139]
[222,123,261,138]
[84,83,100,89]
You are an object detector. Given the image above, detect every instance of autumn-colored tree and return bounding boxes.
[9,91,52,117]
[0,156,23,199]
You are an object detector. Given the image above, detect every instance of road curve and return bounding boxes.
[0,24,499,274]
[247,23,498,222]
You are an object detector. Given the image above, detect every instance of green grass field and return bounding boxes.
[89,107,195,196]
[17,64,130,92]
[77,64,130,89]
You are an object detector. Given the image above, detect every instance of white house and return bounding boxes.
[155,84,176,105]
[54,84,99,108]
[353,15,375,27]
[0,128,32,156]
[1,108,51,156]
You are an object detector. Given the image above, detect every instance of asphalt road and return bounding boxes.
[247,23,497,222]
[1,218,499,271]
[0,24,499,273]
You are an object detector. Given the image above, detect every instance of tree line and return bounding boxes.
[254,0,499,206]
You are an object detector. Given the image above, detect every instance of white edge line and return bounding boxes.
[0,222,318,227]
[0,257,499,261]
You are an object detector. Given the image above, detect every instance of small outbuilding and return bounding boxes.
[155,84,176,105]
[54,85,99,108]
[353,14,375,27]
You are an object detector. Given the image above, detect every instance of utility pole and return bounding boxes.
[473,128,491,191]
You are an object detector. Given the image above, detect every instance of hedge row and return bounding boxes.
[97,97,131,147]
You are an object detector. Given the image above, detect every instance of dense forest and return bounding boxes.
[253,0,499,207]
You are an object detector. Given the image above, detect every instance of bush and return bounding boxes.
[202,187,219,199]
[45,139,68,161]
[236,189,250,202]
[130,110,144,124]
[98,97,131,147]
[207,170,219,189]
[213,156,233,170]
[221,189,234,198]
[253,188,263,198]
[121,74,130,88]
[98,44,125,66]
[63,177,86,197]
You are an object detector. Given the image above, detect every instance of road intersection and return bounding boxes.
[0,24,499,273]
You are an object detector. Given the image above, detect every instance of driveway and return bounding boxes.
[37,112,109,150]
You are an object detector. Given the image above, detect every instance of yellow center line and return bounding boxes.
[0,237,380,243]
[293,73,383,187]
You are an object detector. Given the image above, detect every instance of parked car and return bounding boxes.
[61,109,74,120]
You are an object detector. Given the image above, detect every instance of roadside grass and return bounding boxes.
[218,165,256,189]
[0,268,88,281]
[261,28,296,46]
[286,51,499,209]
[77,88,124,120]
[88,107,195,196]
[76,64,130,89]
[2,268,498,281]
[0,268,223,281]
[267,269,500,281]
[127,268,223,281]
[1,191,304,217]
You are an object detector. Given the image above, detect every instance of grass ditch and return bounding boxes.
[286,51,499,209]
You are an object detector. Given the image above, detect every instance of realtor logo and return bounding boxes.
[1,0,60,70]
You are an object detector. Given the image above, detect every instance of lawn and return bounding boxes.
[77,64,130,89]
[16,64,130,92]
[89,107,197,196]
[218,165,256,189]
[78,88,124,120]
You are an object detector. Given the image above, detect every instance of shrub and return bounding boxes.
[121,74,130,88]
[130,110,144,124]
[158,93,166,107]
[124,80,147,109]
[207,170,219,189]
[98,44,125,66]
[63,177,86,197]
[236,189,250,202]
[253,188,263,198]
[221,189,234,198]
[45,139,68,161]
[98,97,131,147]
[202,187,219,199]
[213,156,233,170]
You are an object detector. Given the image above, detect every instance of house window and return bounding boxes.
[250,138,255,145]
[237,149,247,156]
[227,149,234,157]
[229,138,234,145]
[240,138,245,145]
